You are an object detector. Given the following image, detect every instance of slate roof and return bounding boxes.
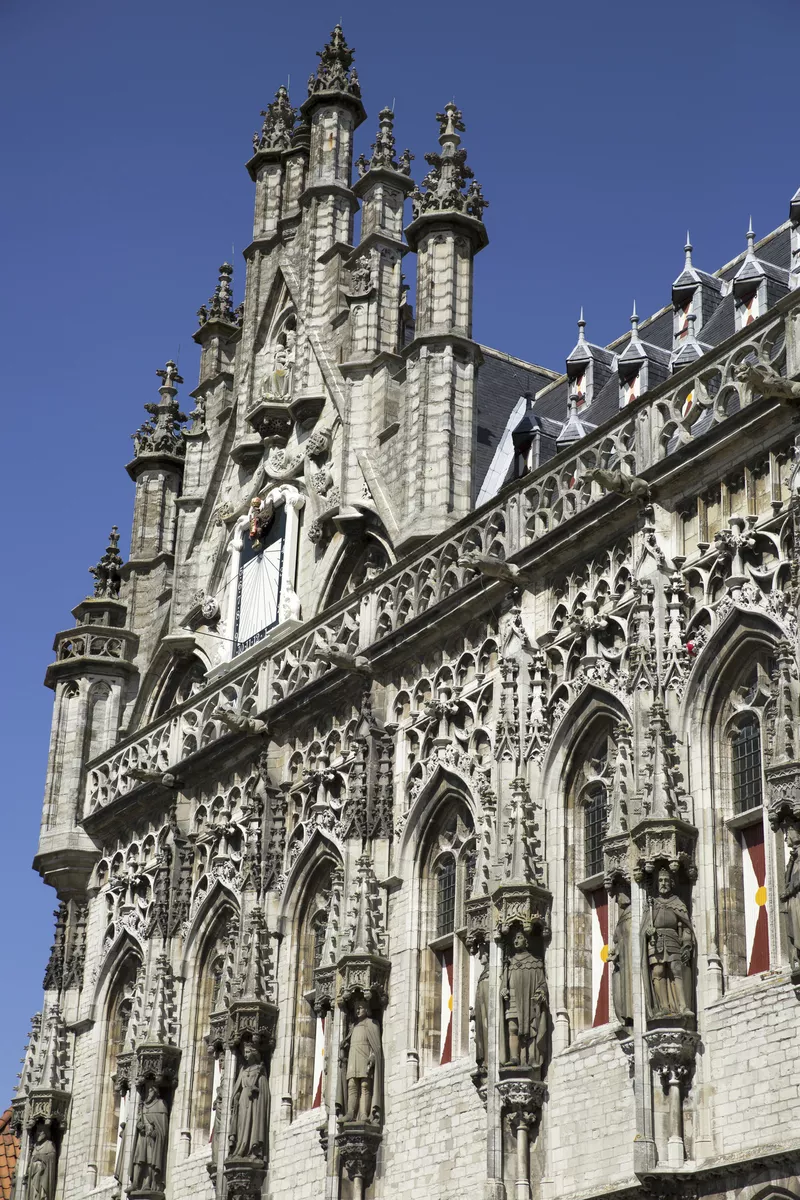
[0,1109,20,1200]
[474,213,798,499]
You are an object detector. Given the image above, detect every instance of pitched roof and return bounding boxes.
[0,1109,20,1200]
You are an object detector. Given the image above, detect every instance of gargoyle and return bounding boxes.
[125,767,178,788]
[311,633,372,675]
[581,467,650,501]
[457,550,523,585]
[735,360,800,406]
[212,706,269,736]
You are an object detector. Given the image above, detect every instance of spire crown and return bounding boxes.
[131,363,188,459]
[253,85,297,153]
[577,308,587,344]
[684,231,693,268]
[197,262,239,328]
[746,216,756,253]
[89,527,124,599]
[411,104,488,223]
[308,24,360,98]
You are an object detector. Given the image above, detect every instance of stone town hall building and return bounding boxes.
[12,22,800,1200]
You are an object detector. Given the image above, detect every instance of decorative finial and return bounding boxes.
[630,301,639,333]
[89,527,124,599]
[684,231,693,268]
[132,364,188,459]
[308,24,360,98]
[197,263,238,327]
[747,216,755,252]
[577,307,586,342]
[411,104,488,223]
[364,106,400,171]
[253,85,297,154]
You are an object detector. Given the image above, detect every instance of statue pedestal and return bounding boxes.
[128,1190,164,1200]
[336,1122,382,1193]
[223,1157,267,1200]
[496,1073,547,1200]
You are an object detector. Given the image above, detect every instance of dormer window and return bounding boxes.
[622,370,640,406]
[742,290,758,327]
[676,297,691,339]
[572,370,587,410]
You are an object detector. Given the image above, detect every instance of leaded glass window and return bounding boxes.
[436,855,456,938]
[732,716,763,815]
[584,784,608,878]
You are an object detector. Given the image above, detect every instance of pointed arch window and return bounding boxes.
[292,864,337,1114]
[715,653,776,980]
[419,803,476,1071]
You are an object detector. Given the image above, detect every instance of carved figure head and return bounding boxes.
[512,928,529,952]
[657,867,673,896]
[787,824,800,850]
[145,1085,158,1103]
[617,890,631,911]
[243,1042,262,1065]
[353,999,369,1021]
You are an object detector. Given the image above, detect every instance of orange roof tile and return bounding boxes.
[0,1108,20,1200]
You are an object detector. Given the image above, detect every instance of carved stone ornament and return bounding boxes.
[335,1124,382,1186]
[630,818,698,883]
[767,761,800,830]
[644,1027,700,1088]
[223,1159,266,1200]
[464,894,491,952]
[496,1077,547,1128]
[492,881,552,941]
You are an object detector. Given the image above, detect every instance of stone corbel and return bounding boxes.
[766,760,800,830]
[630,818,697,884]
[492,881,552,942]
[335,1125,382,1200]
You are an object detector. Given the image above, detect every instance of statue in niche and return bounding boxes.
[336,997,383,1125]
[781,824,800,969]
[260,325,295,404]
[608,890,633,1025]
[500,928,548,1072]
[227,1042,270,1160]
[641,867,695,1021]
[472,943,490,1069]
[130,1085,168,1193]
[27,1125,57,1200]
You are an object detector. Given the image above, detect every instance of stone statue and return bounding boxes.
[641,867,695,1021]
[28,1126,57,1200]
[501,928,548,1071]
[735,360,800,407]
[781,824,800,968]
[581,467,650,501]
[130,1086,168,1193]
[608,891,633,1025]
[336,999,384,1125]
[227,1042,270,1160]
[472,943,490,1069]
[261,345,292,402]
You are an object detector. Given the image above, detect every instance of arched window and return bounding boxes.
[187,912,235,1151]
[419,802,476,1070]
[568,722,616,1033]
[99,956,141,1179]
[292,863,337,1114]
[714,653,776,979]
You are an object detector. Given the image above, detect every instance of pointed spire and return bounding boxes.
[37,1005,67,1092]
[342,855,386,957]
[684,231,693,269]
[642,700,686,819]
[89,526,124,599]
[630,300,639,336]
[319,867,344,967]
[746,216,756,254]
[503,778,542,883]
[131,363,188,459]
[141,954,176,1046]
[357,106,414,178]
[253,85,297,154]
[577,308,587,345]
[411,103,488,223]
[15,1013,42,1098]
[235,908,273,1002]
[197,263,239,328]
[308,24,360,97]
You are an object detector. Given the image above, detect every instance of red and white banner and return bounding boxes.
[439,947,454,1065]
[742,824,769,975]
[590,889,610,1027]
[312,1015,326,1108]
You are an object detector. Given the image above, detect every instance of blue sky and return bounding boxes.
[1,0,798,1099]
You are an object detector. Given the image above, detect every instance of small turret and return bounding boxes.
[397,104,488,546]
[127,362,187,562]
[671,231,722,344]
[247,86,298,244]
[733,218,790,329]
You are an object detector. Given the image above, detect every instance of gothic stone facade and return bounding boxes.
[15,24,800,1200]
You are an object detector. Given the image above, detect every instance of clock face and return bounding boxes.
[234,508,286,653]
